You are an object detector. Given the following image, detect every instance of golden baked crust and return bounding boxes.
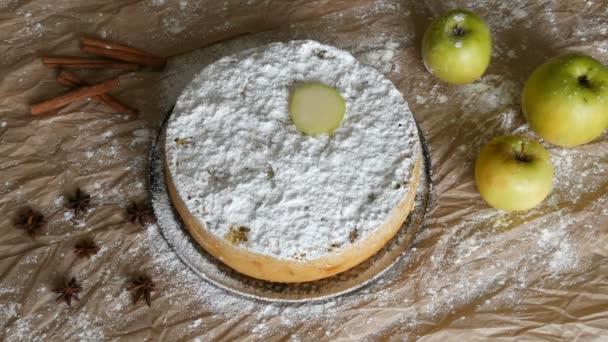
[164,148,422,283]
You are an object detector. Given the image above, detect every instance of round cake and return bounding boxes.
[164,40,421,283]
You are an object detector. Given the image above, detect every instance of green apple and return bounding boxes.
[422,9,492,85]
[475,135,553,211]
[521,53,608,146]
[289,82,345,135]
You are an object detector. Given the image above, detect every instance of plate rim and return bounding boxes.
[147,107,433,303]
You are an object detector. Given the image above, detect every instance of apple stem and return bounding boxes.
[578,75,590,88]
[514,142,531,163]
[452,25,466,37]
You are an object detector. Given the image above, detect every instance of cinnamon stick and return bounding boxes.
[43,57,139,70]
[82,46,166,68]
[57,71,138,117]
[57,71,82,85]
[81,38,158,58]
[46,62,138,70]
[44,57,126,64]
[31,78,120,115]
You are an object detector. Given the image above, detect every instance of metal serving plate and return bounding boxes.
[148,110,431,303]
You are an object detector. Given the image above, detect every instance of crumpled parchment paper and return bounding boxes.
[1,0,607,341]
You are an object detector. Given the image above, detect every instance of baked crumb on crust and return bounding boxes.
[225,226,250,244]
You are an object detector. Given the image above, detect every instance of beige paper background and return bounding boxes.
[1,0,608,340]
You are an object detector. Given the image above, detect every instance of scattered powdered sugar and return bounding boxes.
[538,227,579,274]
[142,221,394,337]
[496,108,519,131]
[413,203,585,322]
[15,10,45,39]
[101,130,113,139]
[481,3,531,30]
[5,314,40,342]
[415,84,449,106]
[56,313,105,342]
[1,1,604,339]
[145,39,590,333]
[0,302,20,322]
[511,8,528,20]
[141,182,587,340]
[163,17,186,34]
[97,27,111,39]
[549,144,607,205]
[542,3,559,33]
[165,40,420,260]
[131,128,152,146]
[325,8,409,76]
[144,0,205,37]
[453,13,465,22]
[595,40,608,55]
[457,75,519,114]
[188,318,202,329]
[39,24,596,342]
[356,39,402,74]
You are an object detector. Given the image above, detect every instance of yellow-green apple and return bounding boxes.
[475,135,553,211]
[289,82,345,135]
[422,9,492,85]
[521,53,608,146]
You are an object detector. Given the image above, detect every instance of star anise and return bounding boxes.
[53,277,82,306]
[14,208,45,238]
[126,202,156,227]
[66,188,91,216]
[127,275,156,307]
[74,239,100,259]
